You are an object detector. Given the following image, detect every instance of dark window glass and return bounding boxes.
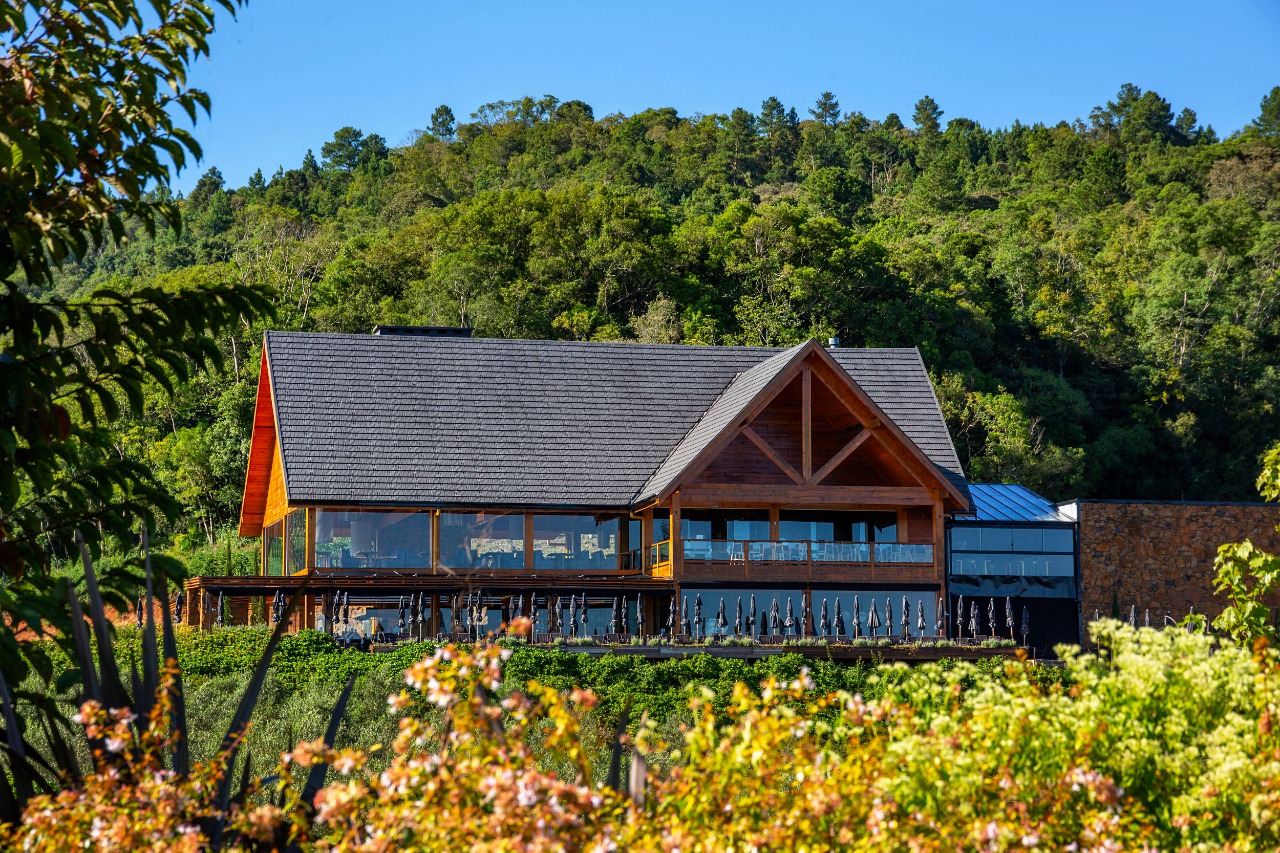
[286,510,306,573]
[440,512,524,570]
[314,510,432,570]
[263,521,284,577]
[1042,528,1074,553]
[532,515,621,570]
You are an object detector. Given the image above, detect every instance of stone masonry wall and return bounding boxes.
[1077,501,1280,625]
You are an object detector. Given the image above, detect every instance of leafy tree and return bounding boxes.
[1254,86,1280,138]
[0,0,272,683]
[809,91,840,127]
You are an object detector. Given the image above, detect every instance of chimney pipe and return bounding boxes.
[827,336,840,348]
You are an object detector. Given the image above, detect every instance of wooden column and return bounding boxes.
[431,510,441,576]
[932,492,946,583]
[640,509,653,571]
[670,492,683,579]
[801,366,812,481]
[305,508,316,572]
[768,507,780,541]
[896,509,909,542]
[523,514,535,571]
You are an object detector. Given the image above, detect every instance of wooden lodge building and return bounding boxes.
[186,327,974,638]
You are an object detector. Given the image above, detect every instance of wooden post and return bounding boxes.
[431,510,441,576]
[896,509,908,542]
[932,492,946,583]
[523,514,535,571]
[802,366,812,481]
[768,507,780,541]
[305,508,315,573]
[670,492,683,579]
[640,510,653,572]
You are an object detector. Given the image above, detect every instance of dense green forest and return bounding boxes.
[39,84,1280,553]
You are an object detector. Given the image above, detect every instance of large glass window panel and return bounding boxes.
[439,512,524,570]
[779,510,897,543]
[682,509,768,542]
[314,510,432,570]
[532,515,621,570]
[286,510,306,573]
[950,526,981,551]
[1042,528,1074,553]
[950,551,1074,577]
[727,519,770,540]
[263,520,284,577]
[980,527,1014,552]
[1010,528,1043,552]
[652,510,670,543]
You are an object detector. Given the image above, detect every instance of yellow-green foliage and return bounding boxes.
[6,620,1279,851]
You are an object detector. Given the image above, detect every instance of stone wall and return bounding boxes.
[1073,500,1280,624]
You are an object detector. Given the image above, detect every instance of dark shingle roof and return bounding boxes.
[264,333,969,509]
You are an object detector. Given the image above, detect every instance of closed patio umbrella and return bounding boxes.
[609,596,620,634]
[769,598,780,634]
[783,598,795,635]
[215,591,225,627]
[515,594,524,626]
[694,595,703,638]
[851,595,861,638]
[750,594,758,637]
[935,595,944,637]
[681,595,691,636]
[987,598,996,636]
[1020,605,1030,646]
[666,594,676,634]
[397,596,406,631]
[901,596,909,639]
[917,600,927,637]
[734,597,743,635]
[1144,608,1150,628]
[715,598,727,632]
[569,593,579,637]
[867,600,880,637]
[819,598,830,636]
[834,598,846,638]
[885,598,893,640]
[580,593,589,635]
[636,593,645,639]
[1006,597,1015,639]
[621,595,630,635]
[1129,604,1136,628]
[802,597,811,637]
[174,589,185,624]
[969,601,978,639]
[955,595,964,639]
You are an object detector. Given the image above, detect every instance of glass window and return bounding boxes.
[950,525,980,551]
[263,520,284,577]
[682,509,769,542]
[653,510,670,543]
[1010,527,1043,552]
[779,510,897,542]
[532,515,621,570]
[1042,528,1074,553]
[980,527,1014,552]
[314,510,432,571]
[286,510,307,573]
[439,512,524,570]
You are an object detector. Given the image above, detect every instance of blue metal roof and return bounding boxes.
[964,484,1072,523]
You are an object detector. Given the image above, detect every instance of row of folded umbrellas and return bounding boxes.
[174,590,1035,642]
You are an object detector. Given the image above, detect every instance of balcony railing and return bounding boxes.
[681,539,933,565]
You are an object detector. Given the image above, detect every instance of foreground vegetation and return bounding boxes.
[6,620,1279,851]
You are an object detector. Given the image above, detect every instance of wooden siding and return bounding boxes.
[238,349,280,537]
[263,443,290,527]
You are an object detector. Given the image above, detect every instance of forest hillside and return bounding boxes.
[40,85,1280,551]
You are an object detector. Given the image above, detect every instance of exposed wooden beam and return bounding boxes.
[802,366,812,481]
[680,484,934,506]
[808,428,871,486]
[742,425,805,485]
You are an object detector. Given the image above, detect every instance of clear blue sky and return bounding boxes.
[179,0,1280,192]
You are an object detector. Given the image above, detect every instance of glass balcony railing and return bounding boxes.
[650,540,671,566]
[679,540,932,566]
